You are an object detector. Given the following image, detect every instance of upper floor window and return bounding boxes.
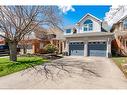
[123,18,127,30]
[83,19,93,31]
[66,29,71,33]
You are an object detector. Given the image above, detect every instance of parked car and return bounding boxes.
[0,45,20,56]
[0,45,9,56]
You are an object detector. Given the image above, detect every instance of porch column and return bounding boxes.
[58,40,61,53]
[62,41,65,53]
[65,40,69,55]
[84,41,88,56]
[125,39,127,50]
[107,38,111,57]
[32,44,35,54]
[50,40,53,44]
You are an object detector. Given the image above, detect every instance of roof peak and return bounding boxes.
[77,13,102,24]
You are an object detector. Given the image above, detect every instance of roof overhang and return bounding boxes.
[64,32,114,38]
[52,38,66,41]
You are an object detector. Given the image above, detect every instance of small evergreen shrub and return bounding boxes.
[44,44,58,54]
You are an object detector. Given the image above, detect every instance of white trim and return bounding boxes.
[87,40,107,42]
[106,38,111,57]
[81,30,94,33]
[84,41,88,56]
[69,41,84,43]
[82,23,93,32]
[76,30,102,33]
[106,41,109,57]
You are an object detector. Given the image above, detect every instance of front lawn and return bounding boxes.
[112,57,127,77]
[0,56,48,77]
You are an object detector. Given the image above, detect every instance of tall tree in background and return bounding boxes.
[0,6,62,61]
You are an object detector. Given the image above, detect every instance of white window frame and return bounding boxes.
[83,20,93,32]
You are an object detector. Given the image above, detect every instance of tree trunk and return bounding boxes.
[9,42,17,62]
[23,46,27,54]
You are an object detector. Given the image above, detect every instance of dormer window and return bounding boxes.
[123,18,127,30]
[66,29,71,33]
[83,19,93,31]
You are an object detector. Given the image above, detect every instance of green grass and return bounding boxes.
[112,57,127,66]
[112,57,127,77]
[0,56,48,77]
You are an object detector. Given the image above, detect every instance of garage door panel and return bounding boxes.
[88,50,106,57]
[70,50,84,56]
[69,42,84,56]
[88,45,106,50]
[88,42,107,57]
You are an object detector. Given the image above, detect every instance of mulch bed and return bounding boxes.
[19,53,63,60]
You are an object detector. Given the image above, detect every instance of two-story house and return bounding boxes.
[64,13,114,57]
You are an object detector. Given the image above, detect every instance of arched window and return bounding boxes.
[83,19,93,31]
[123,18,127,30]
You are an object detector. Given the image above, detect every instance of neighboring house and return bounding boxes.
[0,26,65,54]
[105,6,127,56]
[0,38,4,45]
[110,15,127,56]
[64,13,114,57]
[48,27,66,53]
[19,27,65,54]
[18,27,49,54]
[0,32,5,45]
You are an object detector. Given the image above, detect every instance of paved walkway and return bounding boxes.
[0,56,127,89]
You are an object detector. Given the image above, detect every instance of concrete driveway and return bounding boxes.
[0,56,127,89]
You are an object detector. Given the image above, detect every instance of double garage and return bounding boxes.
[69,41,107,57]
[65,32,114,57]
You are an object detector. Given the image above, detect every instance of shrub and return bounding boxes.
[44,44,58,54]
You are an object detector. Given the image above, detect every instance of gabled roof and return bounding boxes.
[48,27,65,40]
[110,15,127,31]
[118,15,127,22]
[77,13,102,24]
[64,25,77,29]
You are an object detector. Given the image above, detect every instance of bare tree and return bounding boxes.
[0,6,62,61]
